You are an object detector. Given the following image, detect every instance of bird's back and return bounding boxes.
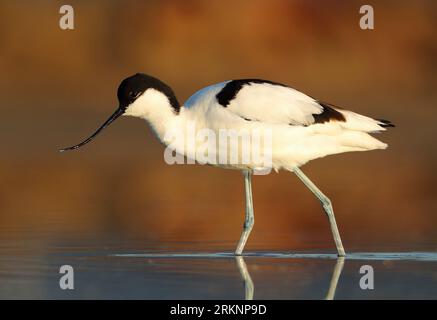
[179,79,393,170]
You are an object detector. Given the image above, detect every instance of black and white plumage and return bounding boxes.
[60,73,394,256]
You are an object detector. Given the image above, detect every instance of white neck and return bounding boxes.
[123,88,183,144]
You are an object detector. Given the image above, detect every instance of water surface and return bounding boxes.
[0,236,435,299]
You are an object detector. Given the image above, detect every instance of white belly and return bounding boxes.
[161,117,385,173]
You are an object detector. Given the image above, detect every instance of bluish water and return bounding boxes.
[0,236,436,299]
[114,251,437,261]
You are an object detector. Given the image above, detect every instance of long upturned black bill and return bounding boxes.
[59,107,124,152]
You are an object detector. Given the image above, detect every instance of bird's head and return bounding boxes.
[59,73,179,152]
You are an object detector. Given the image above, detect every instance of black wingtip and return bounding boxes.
[377,119,395,128]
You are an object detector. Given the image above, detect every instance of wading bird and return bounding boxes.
[60,73,394,256]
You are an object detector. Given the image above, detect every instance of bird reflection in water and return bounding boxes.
[235,256,254,300]
[235,256,345,300]
[324,257,345,300]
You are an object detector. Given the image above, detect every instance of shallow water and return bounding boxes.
[0,236,436,299]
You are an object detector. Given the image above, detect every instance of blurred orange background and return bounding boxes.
[0,0,436,252]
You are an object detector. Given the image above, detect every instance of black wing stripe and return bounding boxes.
[217,80,348,126]
[216,79,287,107]
[313,102,346,124]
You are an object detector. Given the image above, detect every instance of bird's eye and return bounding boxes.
[129,91,142,101]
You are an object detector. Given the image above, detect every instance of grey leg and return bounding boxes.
[293,167,346,257]
[235,170,254,255]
